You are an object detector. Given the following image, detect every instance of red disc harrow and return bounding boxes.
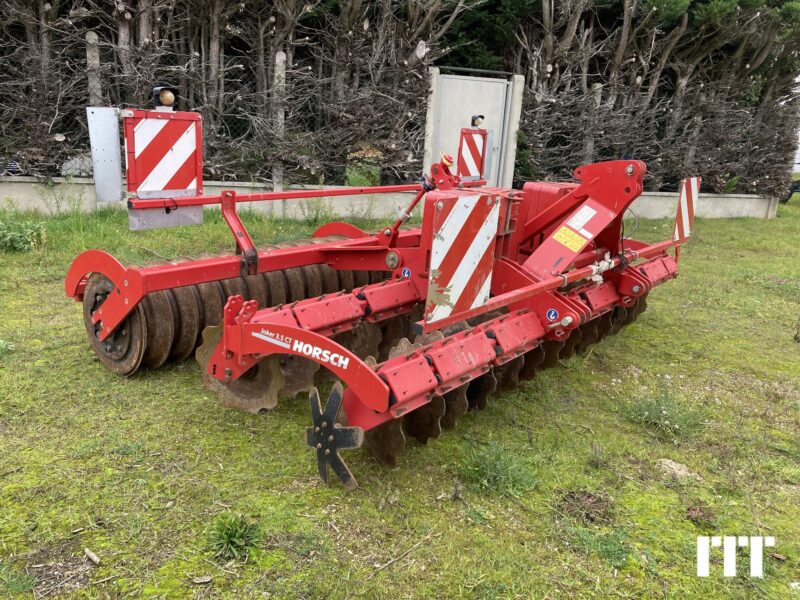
[66,124,700,488]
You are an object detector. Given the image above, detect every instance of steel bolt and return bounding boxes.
[632,285,642,293]
[124,298,129,305]
[123,279,128,287]
[436,201,444,210]
[626,164,635,175]
[560,315,574,327]
[385,251,400,269]
[384,228,392,236]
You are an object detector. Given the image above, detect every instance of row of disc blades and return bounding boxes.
[83,234,650,471]
[359,297,649,468]
[83,236,388,377]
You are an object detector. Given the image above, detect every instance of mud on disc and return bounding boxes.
[82,273,147,376]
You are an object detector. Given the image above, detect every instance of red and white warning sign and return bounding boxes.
[123,109,203,198]
[425,193,500,324]
[673,177,700,241]
[456,128,488,181]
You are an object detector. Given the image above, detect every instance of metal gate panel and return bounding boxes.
[432,74,510,186]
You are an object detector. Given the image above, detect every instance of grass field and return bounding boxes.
[0,202,798,598]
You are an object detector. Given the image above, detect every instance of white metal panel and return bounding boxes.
[86,107,123,203]
[128,206,204,231]
[432,75,509,186]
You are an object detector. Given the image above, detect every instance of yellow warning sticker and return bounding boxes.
[552,226,587,253]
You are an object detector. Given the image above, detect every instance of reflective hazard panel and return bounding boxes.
[123,109,203,199]
[425,193,500,324]
[674,177,701,241]
[456,128,489,181]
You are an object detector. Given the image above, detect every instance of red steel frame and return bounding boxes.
[65,159,484,341]
[184,161,698,436]
[66,150,699,444]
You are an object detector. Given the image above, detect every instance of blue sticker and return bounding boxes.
[401,267,412,279]
[546,308,559,322]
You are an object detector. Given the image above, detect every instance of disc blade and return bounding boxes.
[402,396,446,444]
[466,369,497,411]
[540,340,565,369]
[363,419,406,467]
[575,320,599,354]
[595,311,614,340]
[82,273,147,376]
[196,326,285,413]
[519,345,545,380]
[279,354,320,398]
[559,328,582,360]
[610,306,627,334]
[441,385,469,429]
[169,284,202,362]
[141,290,176,369]
[497,355,524,391]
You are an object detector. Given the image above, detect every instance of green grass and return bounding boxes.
[208,513,261,561]
[459,442,537,496]
[624,384,706,440]
[0,564,36,595]
[568,526,631,570]
[0,218,46,252]
[0,203,799,597]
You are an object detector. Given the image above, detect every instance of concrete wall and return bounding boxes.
[202,181,415,221]
[0,176,97,214]
[632,190,779,219]
[0,176,779,220]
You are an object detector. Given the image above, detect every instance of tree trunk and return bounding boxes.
[86,31,103,105]
[273,50,286,196]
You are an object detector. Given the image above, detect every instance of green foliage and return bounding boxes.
[459,442,536,496]
[692,0,741,27]
[0,564,35,595]
[512,130,539,185]
[568,527,631,569]
[723,174,740,193]
[345,162,380,187]
[641,0,691,25]
[625,385,705,439]
[208,513,261,561]
[298,198,335,225]
[0,218,46,252]
[0,340,14,359]
[438,0,536,70]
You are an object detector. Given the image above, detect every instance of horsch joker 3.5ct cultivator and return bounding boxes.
[66,98,701,488]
